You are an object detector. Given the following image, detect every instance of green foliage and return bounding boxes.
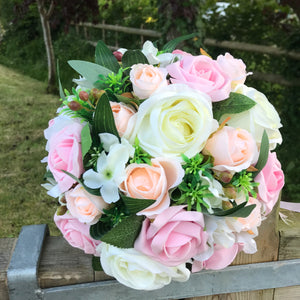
[130,138,152,165]
[213,92,257,121]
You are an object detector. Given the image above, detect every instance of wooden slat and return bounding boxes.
[38,236,94,288]
[0,238,17,300]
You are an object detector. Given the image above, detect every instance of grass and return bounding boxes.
[0,64,61,237]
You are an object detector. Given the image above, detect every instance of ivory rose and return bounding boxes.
[219,84,282,150]
[47,122,84,193]
[130,64,168,99]
[119,157,184,216]
[98,243,190,290]
[217,52,249,88]
[129,84,219,159]
[203,126,258,172]
[54,212,100,255]
[110,101,135,137]
[65,185,108,225]
[255,152,284,215]
[134,205,210,267]
[166,55,232,102]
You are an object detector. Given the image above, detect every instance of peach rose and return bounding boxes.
[110,101,135,137]
[66,185,108,225]
[130,64,168,99]
[119,157,184,216]
[203,126,258,172]
[237,197,262,232]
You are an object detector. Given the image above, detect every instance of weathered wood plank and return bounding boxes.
[274,286,300,300]
[0,238,17,300]
[38,236,94,288]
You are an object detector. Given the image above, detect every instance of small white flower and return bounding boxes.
[83,134,134,204]
[142,40,160,65]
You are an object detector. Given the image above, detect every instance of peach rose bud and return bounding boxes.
[110,101,135,137]
[130,64,168,99]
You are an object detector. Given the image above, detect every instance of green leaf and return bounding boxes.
[122,50,148,70]
[92,256,103,271]
[120,194,156,214]
[90,220,112,240]
[213,92,256,121]
[95,40,120,74]
[93,92,120,140]
[162,33,199,52]
[81,123,92,158]
[61,170,100,196]
[100,215,144,248]
[68,60,113,87]
[253,130,270,178]
[56,60,66,101]
[211,202,256,218]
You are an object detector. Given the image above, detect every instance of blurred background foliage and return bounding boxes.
[0,0,299,205]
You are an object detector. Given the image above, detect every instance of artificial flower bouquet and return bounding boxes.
[42,35,285,291]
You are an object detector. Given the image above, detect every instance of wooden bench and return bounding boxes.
[1,207,299,300]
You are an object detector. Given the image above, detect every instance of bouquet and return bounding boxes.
[42,36,285,291]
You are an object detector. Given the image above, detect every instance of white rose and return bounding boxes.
[129,84,219,159]
[130,64,168,99]
[220,84,282,150]
[98,243,190,290]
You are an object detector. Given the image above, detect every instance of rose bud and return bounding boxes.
[68,100,82,111]
[79,91,89,101]
[113,50,123,61]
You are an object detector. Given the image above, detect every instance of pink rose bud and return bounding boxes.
[255,152,284,215]
[113,50,124,61]
[54,212,101,255]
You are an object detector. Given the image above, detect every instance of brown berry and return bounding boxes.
[68,100,82,111]
[79,91,89,101]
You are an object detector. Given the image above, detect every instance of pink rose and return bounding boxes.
[130,64,168,99]
[203,126,258,172]
[172,49,192,57]
[110,101,135,137]
[47,122,84,193]
[255,152,284,215]
[166,55,231,102]
[66,185,108,225]
[54,212,100,255]
[134,206,210,266]
[119,158,184,216]
[192,243,239,272]
[217,52,248,88]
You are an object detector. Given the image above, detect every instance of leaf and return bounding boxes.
[92,256,103,271]
[162,33,199,52]
[95,40,120,74]
[68,60,113,87]
[81,123,92,158]
[90,220,112,240]
[213,92,256,121]
[56,60,66,101]
[253,130,270,178]
[100,215,144,248]
[93,92,120,140]
[61,170,100,196]
[122,50,148,71]
[120,194,156,214]
[211,202,256,218]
